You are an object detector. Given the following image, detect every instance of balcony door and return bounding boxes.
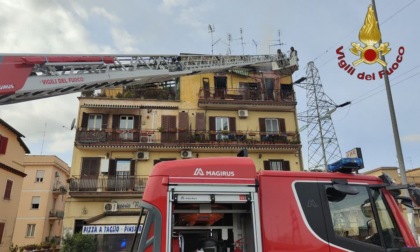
[214,76,227,99]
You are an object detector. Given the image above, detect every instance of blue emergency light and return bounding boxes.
[327,158,363,173]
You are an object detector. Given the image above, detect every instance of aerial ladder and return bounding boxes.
[0,53,296,105]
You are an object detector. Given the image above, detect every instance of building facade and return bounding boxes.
[0,119,29,251]
[12,155,70,248]
[63,57,301,250]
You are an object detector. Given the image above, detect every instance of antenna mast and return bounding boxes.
[269,30,285,53]
[239,28,245,55]
[252,39,258,54]
[208,24,215,55]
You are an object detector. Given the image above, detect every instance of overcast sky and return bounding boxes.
[0,0,419,172]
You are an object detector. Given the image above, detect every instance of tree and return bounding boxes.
[61,232,97,252]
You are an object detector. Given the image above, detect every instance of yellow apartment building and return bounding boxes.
[63,56,301,250]
[0,119,29,251]
[12,155,70,248]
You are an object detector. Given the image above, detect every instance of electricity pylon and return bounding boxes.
[295,61,350,171]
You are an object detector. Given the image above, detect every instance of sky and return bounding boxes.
[0,0,419,172]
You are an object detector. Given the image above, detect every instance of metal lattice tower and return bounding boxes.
[297,61,342,171]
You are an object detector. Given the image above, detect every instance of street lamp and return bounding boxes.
[370,0,417,238]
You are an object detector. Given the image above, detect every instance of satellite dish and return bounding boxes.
[70,118,76,130]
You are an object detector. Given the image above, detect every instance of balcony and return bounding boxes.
[49,210,64,219]
[69,175,147,198]
[198,88,296,111]
[52,185,67,195]
[75,128,300,153]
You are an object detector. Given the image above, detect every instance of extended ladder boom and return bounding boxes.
[0,53,284,104]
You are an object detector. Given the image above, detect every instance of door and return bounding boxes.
[203,78,210,98]
[214,76,227,99]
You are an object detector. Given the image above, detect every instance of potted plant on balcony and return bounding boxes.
[248,130,256,137]
[221,130,229,135]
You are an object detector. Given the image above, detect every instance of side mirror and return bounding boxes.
[397,196,414,208]
[409,188,420,207]
[332,179,359,195]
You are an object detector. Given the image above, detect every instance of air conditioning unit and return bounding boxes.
[104,202,118,212]
[180,150,193,159]
[136,151,149,160]
[238,109,248,118]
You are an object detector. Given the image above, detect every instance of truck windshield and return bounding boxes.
[326,184,405,248]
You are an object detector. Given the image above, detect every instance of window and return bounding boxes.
[31,196,40,209]
[216,117,229,140]
[87,114,103,130]
[0,135,8,154]
[263,160,290,171]
[3,179,12,200]
[26,224,36,237]
[325,185,405,248]
[0,222,5,244]
[265,118,279,134]
[35,170,45,182]
[119,115,134,140]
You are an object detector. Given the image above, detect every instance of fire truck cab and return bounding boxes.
[134,157,419,252]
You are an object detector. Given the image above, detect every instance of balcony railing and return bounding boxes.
[198,88,295,103]
[75,128,300,146]
[49,210,64,219]
[69,175,148,193]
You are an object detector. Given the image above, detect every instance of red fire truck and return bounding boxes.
[132,157,420,252]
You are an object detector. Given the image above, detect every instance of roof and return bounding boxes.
[363,166,398,175]
[0,118,30,154]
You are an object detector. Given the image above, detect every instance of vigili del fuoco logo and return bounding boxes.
[336,5,404,80]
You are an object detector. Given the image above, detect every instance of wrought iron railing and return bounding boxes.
[198,88,295,103]
[49,210,64,219]
[75,128,301,145]
[69,175,148,192]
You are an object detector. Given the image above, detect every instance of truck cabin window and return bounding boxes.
[325,185,405,248]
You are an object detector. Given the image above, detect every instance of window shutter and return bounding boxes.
[263,161,270,170]
[259,118,266,133]
[209,117,216,141]
[3,180,12,199]
[178,112,189,142]
[109,159,116,176]
[279,118,286,132]
[112,115,120,129]
[0,135,8,155]
[195,113,205,131]
[229,117,236,131]
[81,112,89,128]
[0,222,5,244]
[130,160,135,176]
[178,112,189,130]
[102,114,109,129]
[283,161,290,171]
[134,115,140,130]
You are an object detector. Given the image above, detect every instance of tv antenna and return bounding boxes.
[269,30,285,53]
[208,24,220,55]
[227,33,232,55]
[252,39,258,54]
[239,28,245,55]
